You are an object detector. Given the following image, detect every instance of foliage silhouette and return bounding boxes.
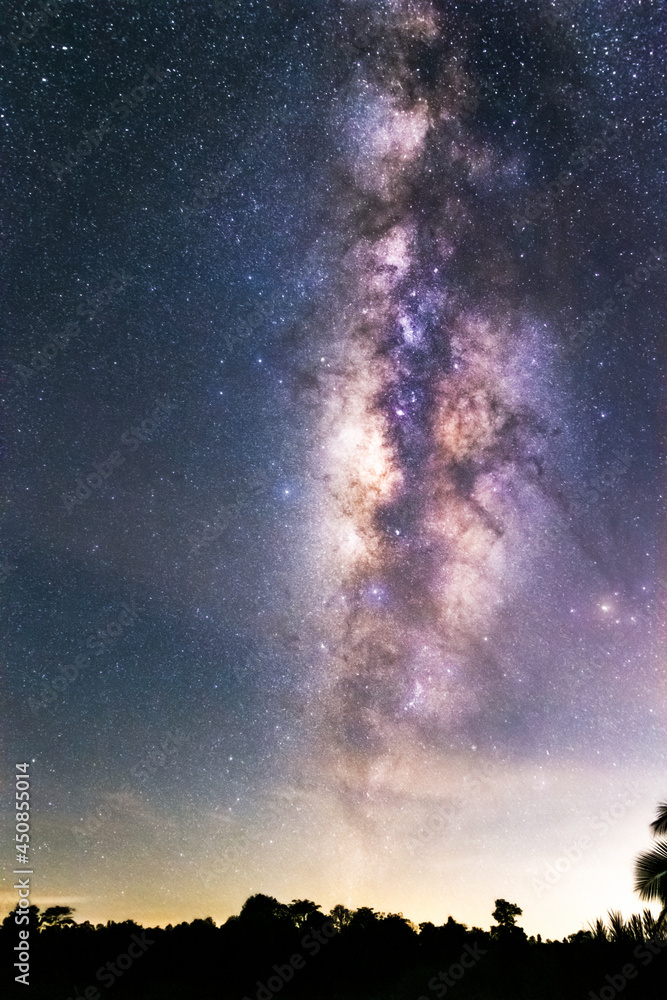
[1,894,665,999]
[634,800,667,931]
[39,905,76,928]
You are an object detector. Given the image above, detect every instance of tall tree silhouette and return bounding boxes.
[634,800,667,931]
[491,899,526,944]
[492,900,522,928]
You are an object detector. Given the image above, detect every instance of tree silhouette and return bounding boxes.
[634,800,667,931]
[2,905,40,932]
[238,893,288,924]
[491,899,526,945]
[39,905,76,928]
[287,899,321,928]
[2,889,666,1000]
[348,906,378,932]
[492,899,522,928]
[329,903,352,931]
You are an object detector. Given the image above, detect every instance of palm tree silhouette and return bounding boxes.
[634,800,667,932]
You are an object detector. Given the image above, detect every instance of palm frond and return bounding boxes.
[607,910,627,943]
[628,913,644,942]
[634,842,667,903]
[642,908,658,940]
[588,917,609,942]
[650,802,667,838]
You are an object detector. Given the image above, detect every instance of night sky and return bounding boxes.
[2,0,665,939]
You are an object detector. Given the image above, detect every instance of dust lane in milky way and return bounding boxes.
[303,3,566,790]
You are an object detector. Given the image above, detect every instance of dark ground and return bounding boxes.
[3,896,666,1000]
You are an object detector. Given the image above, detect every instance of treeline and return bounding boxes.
[2,896,666,999]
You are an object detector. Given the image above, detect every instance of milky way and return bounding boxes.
[277,0,664,920]
[305,2,569,786]
[3,0,664,938]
